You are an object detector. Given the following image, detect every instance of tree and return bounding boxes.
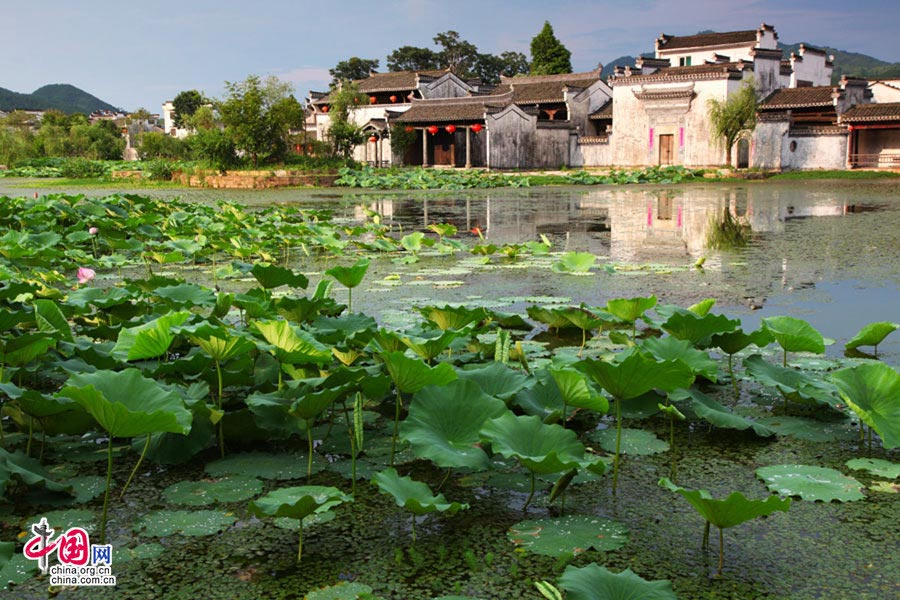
[387,46,440,72]
[172,90,204,128]
[530,21,573,75]
[187,105,217,131]
[325,82,366,160]
[707,82,758,166]
[218,75,303,166]
[433,30,479,78]
[330,58,380,85]
[473,51,530,84]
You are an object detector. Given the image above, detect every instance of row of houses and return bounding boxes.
[304,24,900,171]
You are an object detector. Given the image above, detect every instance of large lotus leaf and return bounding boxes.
[513,379,565,422]
[456,362,531,401]
[744,355,841,409]
[551,252,596,274]
[0,448,73,497]
[252,320,331,365]
[508,515,628,557]
[399,330,461,361]
[527,305,577,330]
[558,564,677,600]
[641,336,718,381]
[33,299,74,342]
[381,351,457,394]
[590,428,669,455]
[134,509,237,537]
[249,485,351,520]
[19,509,96,537]
[660,477,791,528]
[846,458,900,479]
[0,540,38,589]
[480,413,604,475]
[711,327,774,356]
[559,305,614,332]
[549,367,608,412]
[59,369,192,438]
[400,379,507,470]
[372,468,467,516]
[312,314,378,345]
[205,452,312,480]
[830,362,900,449]
[578,351,694,400]
[112,310,191,361]
[761,316,825,355]
[845,322,899,351]
[0,332,56,368]
[661,311,739,346]
[605,295,657,323]
[183,323,255,363]
[250,263,309,289]
[273,509,336,531]
[678,389,775,437]
[288,381,352,421]
[326,258,370,289]
[755,465,864,502]
[0,383,82,418]
[417,305,487,331]
[154,283,217,308]
[305,582,375,600]
[245,390,306,438]
[163,475,263,506]
[755,415,855,442]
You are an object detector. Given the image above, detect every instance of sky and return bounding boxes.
[1,0,897,112]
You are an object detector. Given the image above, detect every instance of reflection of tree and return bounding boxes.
[706,208,750,250]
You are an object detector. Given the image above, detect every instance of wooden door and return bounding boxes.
[659,134,674,165]
[434,142,455,166]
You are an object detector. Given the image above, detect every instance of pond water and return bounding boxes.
[9,178,898,359]
[2,178,898,600]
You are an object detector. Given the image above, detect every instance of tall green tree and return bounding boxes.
[530,21,573,75]
[433,30,479,77]
[707,82,758,166]
[473,51,530,84]
[172,90,204,128]
[387,46,440,72]
[326,82,366,160]
[330,57,380,86]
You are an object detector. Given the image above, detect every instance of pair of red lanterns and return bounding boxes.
[425,124,483,135]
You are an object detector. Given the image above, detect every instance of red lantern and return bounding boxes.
[369,96,377,104]
[445,124,457,134]
[390,95,398,103]
[427,125,439,135]
[369,135,378,143]
[472,123,483,133]
[322,105,329,113]
[404,126,415,133]
[847,125,854,132]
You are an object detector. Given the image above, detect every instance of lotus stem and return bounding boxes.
[438,467,452,491]
[783,349,787,368]
[612,397,622,495]
[703,521,710,549]
[39,424,46,461]
[390,388,402,467]
[579,329,586,357]
[100,435,114,544]
[717,527,724,576]
[728,354,739,400]
[561,403,568,429]
[411,516,417,543]
[306,422,314,479]
[215,360,225,458]
[347,287,352,313]
[669,413,676,482]
[25,415,33,457]
[120,433,151,499]
[523,471,536,511]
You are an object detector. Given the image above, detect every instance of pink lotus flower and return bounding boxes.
[88,227,99,235]
[77,267,96,284]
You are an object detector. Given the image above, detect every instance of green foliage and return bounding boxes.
[372,468,468,516]
[386,45,440,72]
[138,132,188,160]
[831,362,900,449]
[707,81,757,165]
[330,57,380,86]
[530,22,572,75]
[845,321,899,353]
[508,515,628,557]
[172,90,204,128]
[557,564,677,600]
[389,124,418,160]
[755,465,864,502]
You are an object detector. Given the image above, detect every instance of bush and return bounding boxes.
[60,158,107,179]
[143,159,174,181]
[188,129,238,172]
[138,132,188,160]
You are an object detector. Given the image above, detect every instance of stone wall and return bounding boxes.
[174,170,339,188]
[752,119,790,170]
[572,136,613,167]
[781,128,848,170]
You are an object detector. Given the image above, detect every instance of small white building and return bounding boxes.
[161,101,190,139]
[868,80,900,103]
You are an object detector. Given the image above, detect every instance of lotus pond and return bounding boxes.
[0,179,897,600]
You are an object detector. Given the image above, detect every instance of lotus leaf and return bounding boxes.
[527,305,577,331]
[373,468,468,516]
[274,509,336,531]
[641,336,719,381]
[33,299,74,342]
[20,509,95,537]
[551,252,596,274]
[248,485,351,520]
[508,515,628,557]
[549,367,609,414]
[557,564,677,600]
[381,351,457,394]
[605,295,657,324]
[250,263,309,289]
[133,509,237,537]
[755,415,855,443]
[845,458,900,479]
[205,452,312,480]
[400,379,507,470]
[252,319,331,365]
[326,258,370,311]
[512,379,565,422]
[870,481,900,494]
[305,582,375,600]
[0,332,56,368]
[0,541,37,589]
[755,465,864,502]
[660,310,739,346]
[457,362,531,401]
[710,327,774,356]
[399,330,461,361]
[590,428,669,455]
[830,362,900,449]
[417,304,487,331]
[845,321,899,352]
[761,316,826,362]
[677,389,775,436]
[163,475,263,506]
[154,283,217,308]
[744,354,842,410]
[112,310,191,361]
[578,351,695,400]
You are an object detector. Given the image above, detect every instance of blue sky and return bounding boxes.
[2,0,897,112]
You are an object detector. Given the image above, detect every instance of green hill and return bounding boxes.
[778,43,900,83]
[0,84,119,114]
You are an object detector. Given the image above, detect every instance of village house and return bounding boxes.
[867,79,900,103]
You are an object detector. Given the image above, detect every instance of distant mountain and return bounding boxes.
[0,84,119,114]
[600,53,654,78]
[779,43,900,83]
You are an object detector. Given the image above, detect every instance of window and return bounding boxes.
[679,56,692,67]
